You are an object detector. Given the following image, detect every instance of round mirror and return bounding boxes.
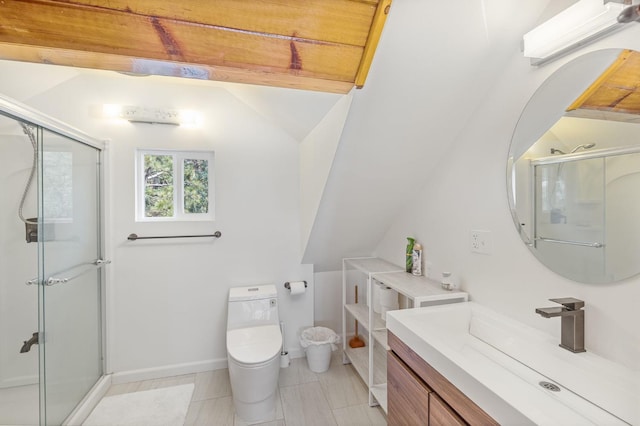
[508,48,640,284]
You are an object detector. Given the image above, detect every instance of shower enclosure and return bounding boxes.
[0,95,106,425]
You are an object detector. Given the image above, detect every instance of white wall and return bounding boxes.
[313,271,343,334]
[300,93,353,253]
[1,69,316,378]
[0,128,38,388]
[375,29,640,370]
[301,0,552,271]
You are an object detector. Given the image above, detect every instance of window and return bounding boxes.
[43,151,73,221]
[136,149,214,221]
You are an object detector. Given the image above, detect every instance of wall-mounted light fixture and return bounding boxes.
[523,0,629,66]
[101,104,202,127]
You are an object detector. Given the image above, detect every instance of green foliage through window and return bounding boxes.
[184,159,209,214]
[137,149,214,221]
[144,154,174,217]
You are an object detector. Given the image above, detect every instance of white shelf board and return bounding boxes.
[345,303,386,331]
[371,383,388,413]
[373,329,388,350]
[372,342,387,385]
[345,342,387,388]
[345,345,369,386]
[344,257,403,274]
[372,271,468,306]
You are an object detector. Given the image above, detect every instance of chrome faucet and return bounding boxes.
[535,298,586,353]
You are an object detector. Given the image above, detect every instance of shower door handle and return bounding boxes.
[26,258,111,286]
[26,277,67,286]
[46,277,69,286]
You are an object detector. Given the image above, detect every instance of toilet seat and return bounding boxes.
[227,325,282,365]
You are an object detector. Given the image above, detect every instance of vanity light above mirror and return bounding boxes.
[522,0,640,66]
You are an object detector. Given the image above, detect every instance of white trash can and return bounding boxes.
[299,327,339,373]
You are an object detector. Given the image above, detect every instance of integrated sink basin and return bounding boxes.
[387,302,638,425]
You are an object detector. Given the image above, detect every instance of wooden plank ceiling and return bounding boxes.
[567,49,640,120]
[0,0,392,93]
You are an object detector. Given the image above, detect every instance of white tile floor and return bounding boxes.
[104,350,387,426]
[0,383,39,425]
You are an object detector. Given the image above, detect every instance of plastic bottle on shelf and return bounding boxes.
[412,243,422,276]
[441,272,453,290]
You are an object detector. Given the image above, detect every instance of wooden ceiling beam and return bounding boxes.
[48,0,377,46]
[0,43,356,93]
[0,0,392,92]
[355,0,391,88]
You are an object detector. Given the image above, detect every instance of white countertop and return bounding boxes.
[387,303,636,426]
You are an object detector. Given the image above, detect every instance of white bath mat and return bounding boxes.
[83,383,194,426]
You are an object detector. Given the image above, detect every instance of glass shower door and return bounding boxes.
[38,129,103,424]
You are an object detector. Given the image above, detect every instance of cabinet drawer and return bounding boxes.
[389,331,498,426]
[430,393,466,426]
[388,350,431,426]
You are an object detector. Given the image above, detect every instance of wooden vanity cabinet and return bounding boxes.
[388,331,498,426]
[429,393,466,426]
[388,349,431,424]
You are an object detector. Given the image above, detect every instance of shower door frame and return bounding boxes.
[0,94,110,425]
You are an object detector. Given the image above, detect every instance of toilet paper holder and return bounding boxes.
[284,281,307,290]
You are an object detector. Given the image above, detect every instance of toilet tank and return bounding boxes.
[227,285,279,330]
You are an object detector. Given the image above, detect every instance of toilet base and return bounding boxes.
[228,351,280,424]
[233,391,277,423]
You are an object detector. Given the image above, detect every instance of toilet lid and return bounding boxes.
[227,325,282,364]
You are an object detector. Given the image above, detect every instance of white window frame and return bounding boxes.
[135,149,215,222]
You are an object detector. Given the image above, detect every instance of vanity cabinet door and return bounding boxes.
[430,393,465,426]
[388,350,431,425]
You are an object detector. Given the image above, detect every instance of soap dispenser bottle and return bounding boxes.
[412,243,422,276]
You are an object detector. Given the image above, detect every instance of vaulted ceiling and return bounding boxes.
[0,0,560,272]
[0,0,391,93]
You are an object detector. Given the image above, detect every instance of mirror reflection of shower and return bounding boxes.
[19,123,38,243]
[550,143,596,155]
[548,143,597,223]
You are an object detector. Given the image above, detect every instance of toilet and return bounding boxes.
[226,284,282,423]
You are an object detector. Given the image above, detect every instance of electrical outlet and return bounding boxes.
[471,230,492,254]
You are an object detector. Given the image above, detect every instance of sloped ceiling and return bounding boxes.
[0,0,391,94]
[0,1,559,273]
[301,0,554,271]
[223,84,344,141]
[0,58,343,141]
[0,59,80,101]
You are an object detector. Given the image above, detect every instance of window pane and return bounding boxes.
[43,151,73,219]
[144,154,174,217]
[183,159,209,214]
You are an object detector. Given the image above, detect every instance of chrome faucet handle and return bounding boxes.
[549,297,584,310]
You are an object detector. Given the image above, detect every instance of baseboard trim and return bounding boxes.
[109,349,309,386]
[111,358,228,385]
[0,375,38,389]
[63,374,111,426]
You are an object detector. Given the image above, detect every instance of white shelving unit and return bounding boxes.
[342,257,468,414]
